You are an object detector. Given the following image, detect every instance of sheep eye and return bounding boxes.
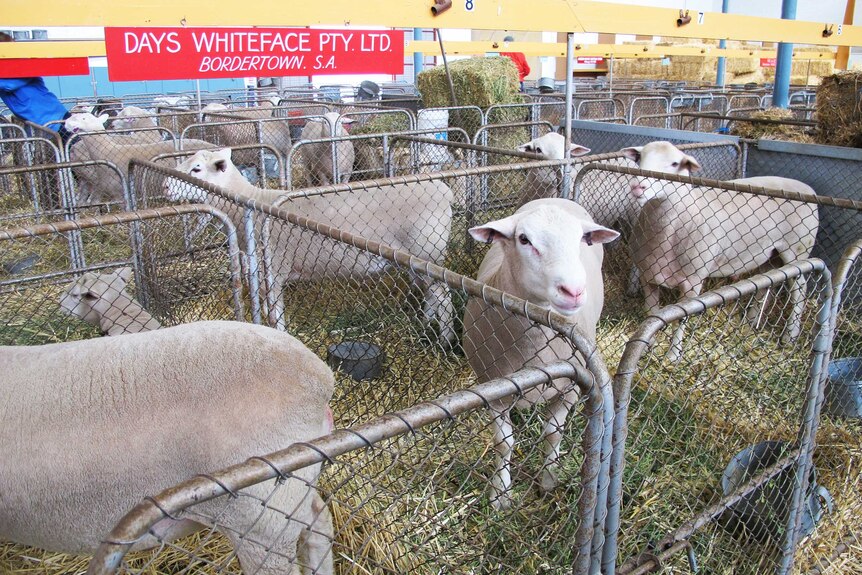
[534,147,543,155]
[190,167,201,174]
[518,233,531,246]
[671,161,680,168]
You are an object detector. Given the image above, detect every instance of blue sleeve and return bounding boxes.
[0,78,33,93]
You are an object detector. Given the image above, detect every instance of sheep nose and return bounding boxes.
[630,181,646,198]
[557,285,584,305]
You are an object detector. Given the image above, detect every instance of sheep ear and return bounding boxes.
[569,144,591,157]
[97,114,109,126]
[517,143,532,153]
[340,116,355,124]
[469,214,518,243]
[213,148,232,172]
[214,148,232,162]
[620,146,642,163]
[681,154,702,173]
[581,220,620,245]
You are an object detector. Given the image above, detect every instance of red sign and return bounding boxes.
[0,57,90,78]
[760,58,777,67]
[576,57,605,65]
[105,27,405,81]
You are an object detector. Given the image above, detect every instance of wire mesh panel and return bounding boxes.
[0,205,244,347]
[743,140,862,271]
[607,262,834,575]
[286,128,470,189]
[572,162,861,321]
[568,120,739,155]
[628,97,671,126]
[85,358,606,575]
[576,98,625,122]
[805,241,862,573]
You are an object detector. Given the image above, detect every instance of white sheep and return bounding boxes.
[299,112,355,186]
[59,267,162,335]
[462,198,619,509]
[110,105,162,143]
[65,112,214,204]
[0,320,334,574]
[164,148,456,345]
[516,132,591,205]
[621,141,820,361]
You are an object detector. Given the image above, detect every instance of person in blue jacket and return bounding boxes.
[0,32,71,138]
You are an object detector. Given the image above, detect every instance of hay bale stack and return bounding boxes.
[730,108,815,143]
[417,57,521,109]
[816,71,862,148]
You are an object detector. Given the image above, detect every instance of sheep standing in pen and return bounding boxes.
[110,105,163,143]
[299,112,355,186]
[463,198,619,509]
[621,140,820,361]
[201,102,292,171]
[516,132,592,205]
[164,148,456,345]
[0,320,334,574]
[58,267,162,335]
[65,112,214,204]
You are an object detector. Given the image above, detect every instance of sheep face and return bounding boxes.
[64,113,109,134]
[59,268,132,326]
[517,133,591,160]
[164,148,235,202]
[469,205,618,316]
[621,141,702,202]
[317,112,354,138]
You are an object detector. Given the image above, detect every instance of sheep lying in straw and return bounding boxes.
[0,320,334,574]
[58,267,162,335]
[463,198,619,509]
[64,112,214,204]
[165,148,456,345]
[622,140,820,361]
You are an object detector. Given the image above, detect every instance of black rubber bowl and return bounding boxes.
[327,341,385,381]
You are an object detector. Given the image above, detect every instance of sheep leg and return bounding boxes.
[217,481,320,575]
[643,282,661,315]
[667,281,702,363]
[297,491,334,575]
[423,282,455,347]
[539,391,576,493]
[490,407,515,511]
[626,264,642,298]
[782,259,807,344]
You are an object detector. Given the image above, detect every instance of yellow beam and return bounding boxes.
[404,41,837,60]
[3,0,862,47]
[0,41,105,58]
[0,40,836,62]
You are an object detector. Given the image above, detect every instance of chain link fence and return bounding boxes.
[0,204,243,347]
[71,174,615,573]
[607,261,833,575]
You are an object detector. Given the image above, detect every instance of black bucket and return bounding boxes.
[825,357,862,419]
[327,341,385,381]
[721,441,832,543]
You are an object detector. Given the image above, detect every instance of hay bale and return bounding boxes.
[816,71,862,148]
[417,57,521,109]
[730,107,816,143]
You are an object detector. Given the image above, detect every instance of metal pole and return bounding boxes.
[716,0,730,87]
[772,0,798,109]
[413,28,424,80]
[561,33,574,199]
